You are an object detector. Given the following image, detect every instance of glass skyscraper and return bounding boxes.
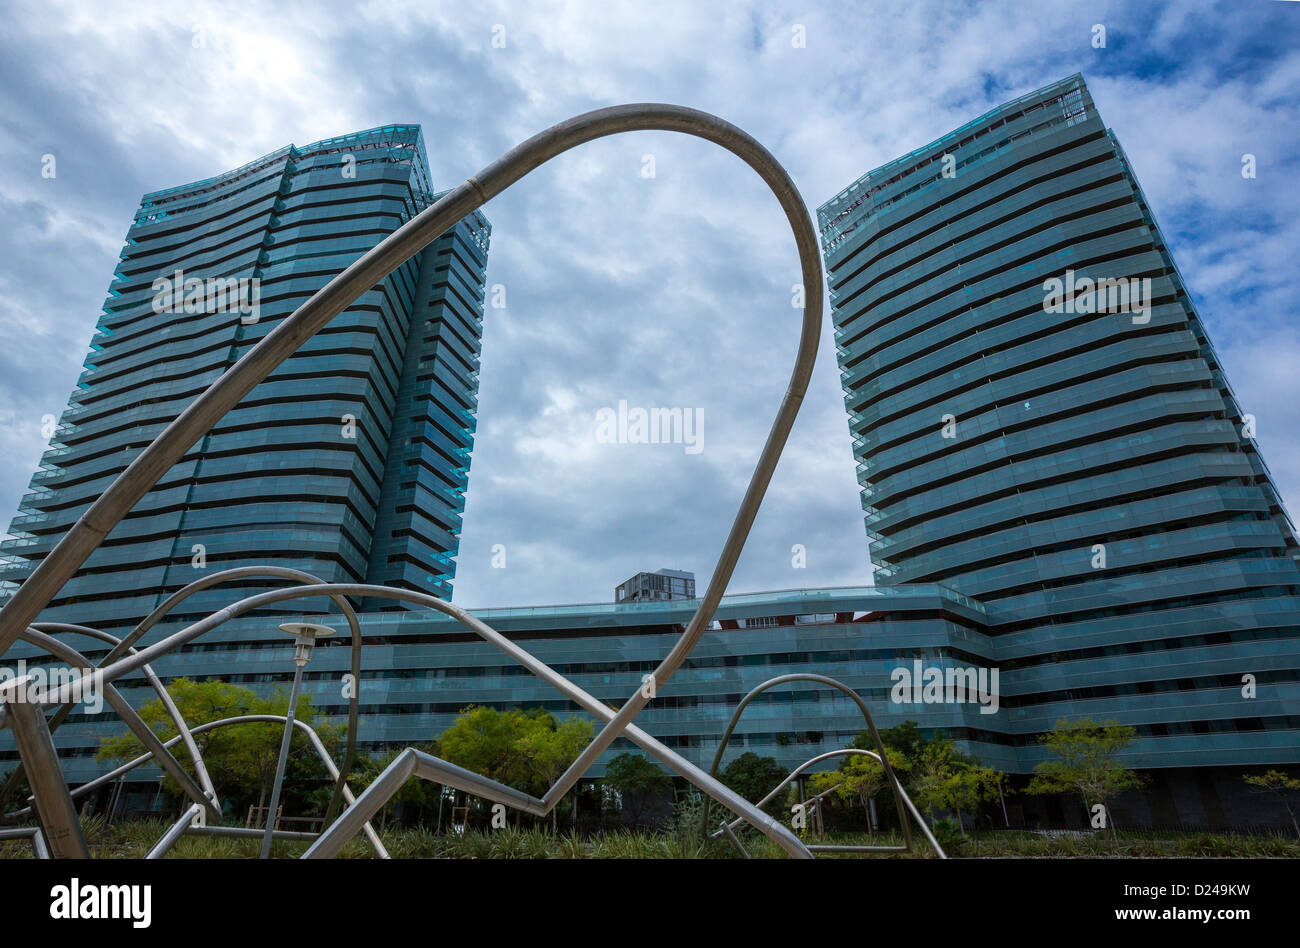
[0,125,490,635]
[819,74,1300,814]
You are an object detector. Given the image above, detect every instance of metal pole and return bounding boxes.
[260,660,304,859]
[0,676,88,858]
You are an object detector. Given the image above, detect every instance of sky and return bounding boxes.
[0,0,1297,610]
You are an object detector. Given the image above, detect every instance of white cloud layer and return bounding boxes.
[0,0,1296,608]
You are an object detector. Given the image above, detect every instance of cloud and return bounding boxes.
[0,0,1296,608]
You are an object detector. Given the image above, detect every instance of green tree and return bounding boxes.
[937,765,1004,834]
[719,752,787,817]
[603,752,671,824]
[808,748,911,835]
[345,743,442,829]
[96,677,339,819]
[437,705,552,793]
[1026,717,1144,836]
[1242,770,1300,838]
[909,737,964,825]
[856,721,926,762]
[515,715,595,832]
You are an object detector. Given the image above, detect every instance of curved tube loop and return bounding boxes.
[0,104,823,857]
[698,673,912,851]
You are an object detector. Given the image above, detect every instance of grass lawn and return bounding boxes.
[2,816,1297,858]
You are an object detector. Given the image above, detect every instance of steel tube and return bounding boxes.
[0,677,88,857]
[0,826,50,858]
[188,824,319,842]
[147,803,200,859]
[259,661,304,858]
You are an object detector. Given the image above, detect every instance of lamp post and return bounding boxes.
[259,622,334,859]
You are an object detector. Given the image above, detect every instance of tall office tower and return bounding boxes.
[819,75,1300,804]
[0,125,490,635]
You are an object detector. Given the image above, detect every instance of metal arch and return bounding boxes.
[709,748,946,858]
[698,673,914,851]
[19,582,814,858]
[0,103,824,857]
[0,567,366,826]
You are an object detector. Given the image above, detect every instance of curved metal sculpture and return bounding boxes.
[6,715,386,858]
[0,567,366,824]
[709,748,946,858]
[698,674,946,858]
[0,104,931,860]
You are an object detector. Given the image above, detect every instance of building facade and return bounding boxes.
[615,568,697,603]
[818,73,1300,817]
[0,125,490,634]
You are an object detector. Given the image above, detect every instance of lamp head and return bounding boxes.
[278,622,336,667]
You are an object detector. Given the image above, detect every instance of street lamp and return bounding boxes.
[259,622,335,859]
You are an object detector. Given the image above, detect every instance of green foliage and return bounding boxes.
[930,817,966,854]
[1242,769,1300,838]
[1026,717,1145,834]
[719,752,787,816]
[843,722,1006,833]
[602,752,671,823]
[908,737,964,820]
[857,721,926,761]
[434,705,593,831]
[437,705,551,792]
[95,677,341,815]
[8,815,1300,860]
[514,714,594,831]
[936,765,1003,833]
